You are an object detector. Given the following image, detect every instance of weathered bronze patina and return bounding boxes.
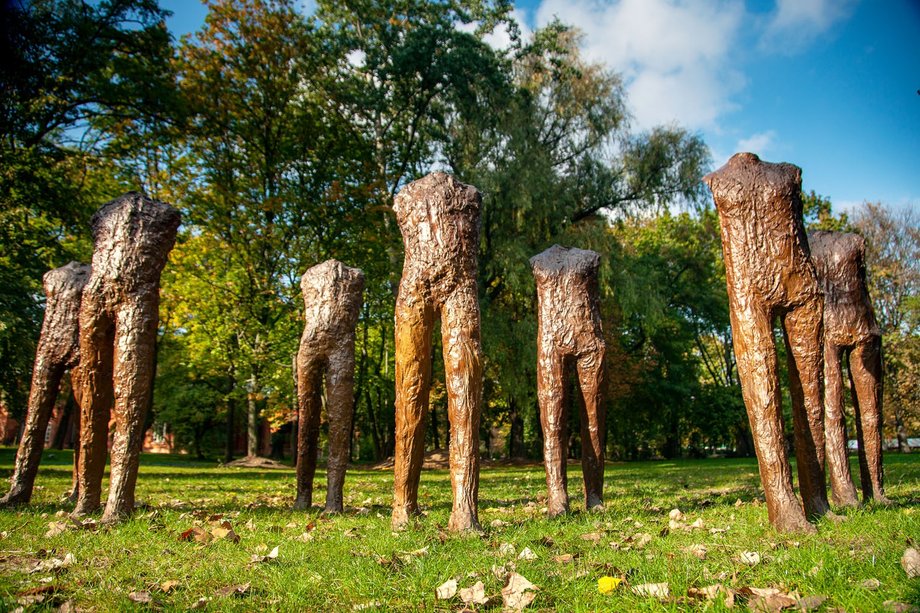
[391,172,483,532]
[704,153,830,533]
[0,262,89,507]
[531,245,606,516]
[72,192,180,523]
[809,230,890,506]
[294,259,364,513]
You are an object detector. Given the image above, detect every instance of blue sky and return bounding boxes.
[161,0,919,213]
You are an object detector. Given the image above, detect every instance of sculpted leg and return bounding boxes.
[392,298,434,529]
[102,297,158,523]
[732,306,813,533]
[783,303,830,519]
[538,345,569,517]
[294,353,323,511]
[577,346,605,511]
[849,338,890,504]
[73,300,115,517]
[68,374,82,502]
[441,288,482,532]
[823,343,859,507]
[0,361,66,506]
[324,343,356,513]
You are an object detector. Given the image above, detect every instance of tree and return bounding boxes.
[852,203,920,452]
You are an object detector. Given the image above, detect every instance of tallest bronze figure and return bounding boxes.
[704,153,831,533]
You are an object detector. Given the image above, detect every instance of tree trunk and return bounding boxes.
[53,388,76,450]
[247,371,259,458]
[894,401,911,453]
[508,397,525,459]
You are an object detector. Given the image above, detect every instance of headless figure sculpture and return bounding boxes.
[294,259,364,513]
[73,192,180,523]
[0,262,89,507]
[704,153,830,533]
[391,172,483,532]
[531,245,606,516]
[809,230,890,507]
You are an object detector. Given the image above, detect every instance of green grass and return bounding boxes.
[0,448,917,611]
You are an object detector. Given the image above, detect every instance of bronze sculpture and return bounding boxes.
[704,153,830,533]
[0,262,89,507]
[809,230,890,506]
[72,192,180,523]
[294,259,364,513]
[391,172,483,532]
[531,245,606,516]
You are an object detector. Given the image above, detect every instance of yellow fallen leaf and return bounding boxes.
[597,576,622,594]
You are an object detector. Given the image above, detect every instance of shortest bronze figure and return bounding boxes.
[295,260,364,513]
[809,230,891,506]
[531,245,606,516]
[0,262,89,507]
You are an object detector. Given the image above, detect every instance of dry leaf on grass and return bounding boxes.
[901,548,920,578]
[597,576,622,594]
[45,522,69,538]
[16,585,59,606]
[211,525,240,543]
[739,551,761,566]
[30,553,75,573]
[490,519,509,528]
[501,572,538,611]
[459,581,488,605]
[796,595,828,611]
[668,508,684,521]
[552,554,575,564]
[128,591,153,604]
[216,583,250,598]
[517,547,537,561]
[861,578,881,590]
[352,600,382,611]
[435,578,458,600]
[160,580,180,593]
[687,584,725,600]
[498,542,516,556]
[631,582,669,599]
[179,526,211,544]
[250,545,280,564]
[580,532,603,544]
[189,597,209,609]
[685,544,707,560]
[883,601,920,613]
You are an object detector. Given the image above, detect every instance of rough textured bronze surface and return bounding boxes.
[391,172,483,533]
[704,153,830,533]
[809,230,890,506]
[72,192,180,523]
[531,245,606,516]
[0,262,89,507]
[294,259,364,513]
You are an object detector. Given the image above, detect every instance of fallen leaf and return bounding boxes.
[160,580,179,593]
[436,578,458,600]
[30,553,75,573]
[740,551,761,566]
[688,584,725,600]
[580,532,603,544]
[128,591,153,604]
[250,545,280,564]
[517,547,537,561]
[861,578,881,590]
[211,526,240,543]
[16,585,58,605]
[501,573,538,611]
[190,597,209,609]
[689,518,705,530]
[216,583,250,598]
[343,528,359,538]
[45,522,69,538]
[352,601,382,611]
[631,582,669,599]
[498,542,516,556]
[633,533,653,549]
[746,589,797,612]
[459,581,488,605]
[796,595,828,611]
[491,519,509,528]
[685,544,707,560]
[297,531,314,542]
[179,526,211,544]
[552,554,575,564]
[883,601,920,613]
[669,508,684,521]
[597,576,622,594]
[901,548,920,578]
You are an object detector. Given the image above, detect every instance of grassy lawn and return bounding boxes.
[0,448,917,611]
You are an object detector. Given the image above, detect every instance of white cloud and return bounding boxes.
[483,8,532,51]
[736,130,776,156]
[760,0,856,52]
[534,0,746,130]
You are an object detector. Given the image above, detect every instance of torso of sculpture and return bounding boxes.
[0,262,89,507]
[704,153,830,533]
[809,230,889,507]
[295,259,364,513]
[391,172,483,532]
[72,192,180,523]
[531,245,606,516]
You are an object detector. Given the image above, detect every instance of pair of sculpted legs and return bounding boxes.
[0,262,89,507]
[294,260,364,513]
[809,230,889,506]
[705,153,830,533]
[391,172,483,532]
[73,193,179,522]
[532,245,606,516]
